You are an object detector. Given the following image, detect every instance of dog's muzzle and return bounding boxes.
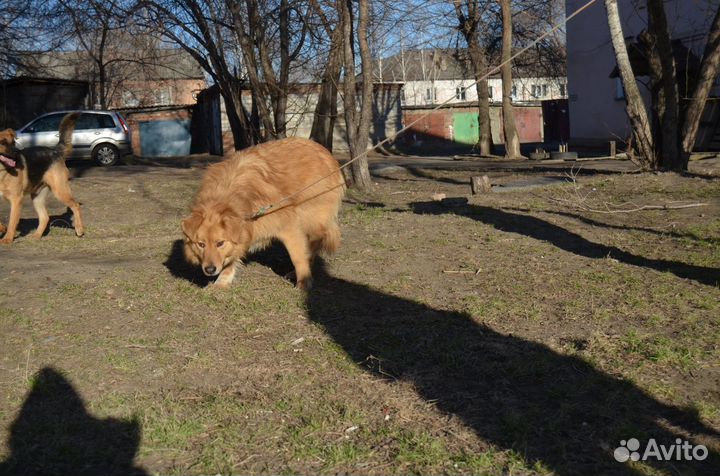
[203,265,218,276]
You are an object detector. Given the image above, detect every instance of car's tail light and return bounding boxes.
[117,114,129,135]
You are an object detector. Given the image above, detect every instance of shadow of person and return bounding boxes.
[0,368,148,476]
[306,263,718,475]
[408,200,720,287]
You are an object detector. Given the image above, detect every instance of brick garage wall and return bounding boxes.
[109,79,206,109]
[402,103,543,148]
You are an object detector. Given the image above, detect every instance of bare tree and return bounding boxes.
[340,0,373,190]
[308,0,344,151]
[604,0,655,167]
[605,0,720,171]
[137,0,257,149]
[453,0,493,156]
[228,0,309,140]
[498,0,521,159]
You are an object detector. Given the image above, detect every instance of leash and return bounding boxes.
[250,0,599,219]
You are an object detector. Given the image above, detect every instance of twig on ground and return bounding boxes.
[540,167,709,214]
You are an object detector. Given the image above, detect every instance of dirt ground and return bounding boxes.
[0,156,719,475]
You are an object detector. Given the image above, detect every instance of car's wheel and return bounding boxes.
[93,143,119,166]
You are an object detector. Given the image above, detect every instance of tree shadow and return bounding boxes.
[306,263,719,475]
[0,368,147,476]
[505,206,720,245]
[408,201,720,287]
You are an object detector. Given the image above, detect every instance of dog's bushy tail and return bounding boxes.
[319,220,341,255]
[57,112,81,159]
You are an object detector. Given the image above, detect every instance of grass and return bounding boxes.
[0,168,718,475]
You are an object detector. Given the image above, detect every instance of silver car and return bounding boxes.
[14,110,132,166]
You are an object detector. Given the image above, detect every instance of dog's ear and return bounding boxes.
[218,207,247,242]
[0,129,15,144]
[181,211,203,240]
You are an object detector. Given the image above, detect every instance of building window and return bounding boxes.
[559,83,566,97]
[531,84,547,98]
[122,91,140,107]
[511,85,517,98]
[488,86,493,99]
[155,88,171,106]
[455,86,466,101]
[425,87,436,103]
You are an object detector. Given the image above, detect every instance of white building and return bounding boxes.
[374,49,567,106]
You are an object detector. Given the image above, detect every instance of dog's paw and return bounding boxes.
[0,236,13,245]
[207,280,230,290]
[296,277,313,291]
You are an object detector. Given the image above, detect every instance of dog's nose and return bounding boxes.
[203,265,217,275]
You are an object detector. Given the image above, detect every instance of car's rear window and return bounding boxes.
[77,113,116,130]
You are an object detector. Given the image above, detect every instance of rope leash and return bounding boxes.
[251,0,599,218]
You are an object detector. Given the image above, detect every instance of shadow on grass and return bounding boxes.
[164,239,211,287]
[408,201,720,287]
[306,263,719,475]
[14,208,76,237]
[0,368,147,476]
[506,206,720,246]
[164,238,296,288]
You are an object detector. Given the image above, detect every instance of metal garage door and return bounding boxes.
[139,119,191,157]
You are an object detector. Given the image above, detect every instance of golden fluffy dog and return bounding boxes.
[0,112,84,244]
[182,137,345,289]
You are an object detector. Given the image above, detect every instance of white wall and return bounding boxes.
[566,0,719,142]
[401,77,567,106]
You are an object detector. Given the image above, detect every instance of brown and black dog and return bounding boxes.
[182,137,345,290]
[0,112,84,243]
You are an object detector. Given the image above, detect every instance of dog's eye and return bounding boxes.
[197,242,205,249]
[216,240,225,248]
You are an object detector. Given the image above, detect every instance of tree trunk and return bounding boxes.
[310,19,343,151]
[475,66,494,156]
[604,0,656,168]
[220,80,255,150]
[681,6,720,168]
[454,0,493,156]
[340,0,372,190]
[498,0,521,159]
[645,0,681,170]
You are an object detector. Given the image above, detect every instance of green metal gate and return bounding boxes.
[452,112,479,145]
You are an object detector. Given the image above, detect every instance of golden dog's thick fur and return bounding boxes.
[182,137,345,289]
[0,112,83,243]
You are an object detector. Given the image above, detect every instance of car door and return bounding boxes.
[71,113,105,158]
[15,113,65,149]
[74,113,119,158]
